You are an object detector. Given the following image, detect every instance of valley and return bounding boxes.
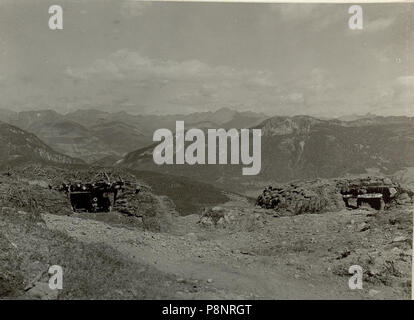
[0,109,412,300]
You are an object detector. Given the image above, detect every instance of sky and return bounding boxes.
[0,0,413,117]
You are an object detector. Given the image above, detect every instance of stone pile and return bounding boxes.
[256,180,345,215]
[256,176,413,215]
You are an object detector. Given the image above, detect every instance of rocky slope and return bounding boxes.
[256,115,414,181]
[0,164,411,300]
[119,115,414,190]
[0,121,83,168]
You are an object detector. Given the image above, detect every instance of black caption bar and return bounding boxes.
[1,300,411,319]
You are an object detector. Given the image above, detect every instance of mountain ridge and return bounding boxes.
[0,108,267,162]
[0,121,84,168]
[118,114,414,189]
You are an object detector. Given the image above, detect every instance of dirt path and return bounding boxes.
[43,209,364,299]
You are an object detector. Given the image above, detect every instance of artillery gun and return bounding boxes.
[340,183,399,210]
[59,172,125,213]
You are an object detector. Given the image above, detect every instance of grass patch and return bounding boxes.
[0,207,193,299]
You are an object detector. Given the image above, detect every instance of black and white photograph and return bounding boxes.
[0,0,413,303]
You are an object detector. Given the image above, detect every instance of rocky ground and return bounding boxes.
[0,167,412,299]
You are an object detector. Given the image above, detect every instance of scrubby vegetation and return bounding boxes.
[0,201,193,299]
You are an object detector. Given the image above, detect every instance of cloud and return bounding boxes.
[396,76,414,87]
[275,5,395,35]
[120,0,152,18]
[63,49,285,114]
[365,17,394,32]
[286,92,305,104]
[270,4,345,33]
[62,50,414,116]
[275,4,316,20]
[65,49,279,87]
[63,53,345,116]
[392,76,414,110]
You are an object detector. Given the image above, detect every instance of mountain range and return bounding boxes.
[0,121,83,168]
[0,108,267,162]
[118,115,414,189]
[1,108,413,191]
